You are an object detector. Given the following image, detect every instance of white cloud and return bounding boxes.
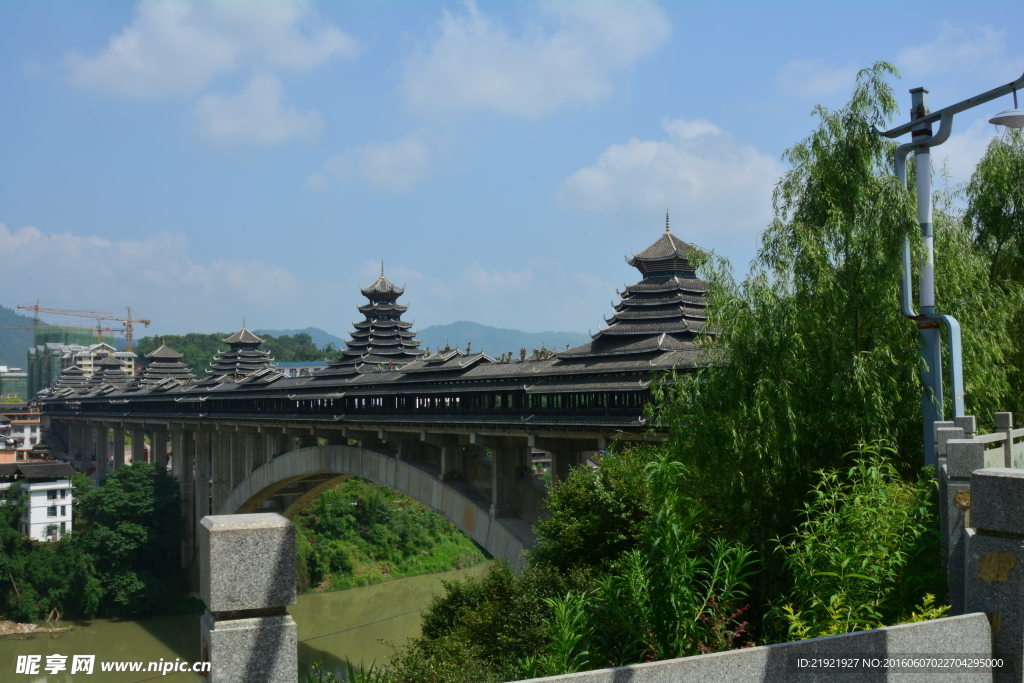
[775,59,858,98]
[402,0,671,118]
[194,70,323,146]
[0,223,297,333]
[897,23,1024,83]
[316,134,434,192]
[66,0,356,99]
[556,118,781,258]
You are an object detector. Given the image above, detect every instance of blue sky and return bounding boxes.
[2,1,1021,339]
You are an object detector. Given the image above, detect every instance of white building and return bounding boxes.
[0,461,77,541]
[272,361,328,378]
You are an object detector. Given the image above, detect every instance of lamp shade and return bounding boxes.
[989,109,1024,128]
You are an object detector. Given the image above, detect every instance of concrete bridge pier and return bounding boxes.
[93,425,107,480]
[67,424,83,461]
[474,435,527,518]
[196,430,213,547]
[130,427,145,463]
[112,426,126,472]
[152,428,169,470]
[421,433,462,480]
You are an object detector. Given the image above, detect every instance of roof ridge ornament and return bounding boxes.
[666,209,670,233]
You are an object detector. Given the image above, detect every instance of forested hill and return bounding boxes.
[133,332,338,379]
[417,321,590,357]
[257,322,592,358]
[0,305,37,368]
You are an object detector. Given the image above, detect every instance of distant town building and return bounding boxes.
[0,461,77,541]
[0,402,43,461]
[73,343,136,376]
[0,365,28,400]
[272,361,328,377]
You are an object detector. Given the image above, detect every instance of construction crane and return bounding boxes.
[17,302,150,351]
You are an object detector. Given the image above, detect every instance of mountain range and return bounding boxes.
[256,321,591,358]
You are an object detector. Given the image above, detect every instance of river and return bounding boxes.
[0,560,494,681]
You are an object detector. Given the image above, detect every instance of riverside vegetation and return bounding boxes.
[309,63,1024,682]
[295,477,485,592]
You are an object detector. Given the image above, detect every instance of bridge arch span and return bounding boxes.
[219,445,530,569]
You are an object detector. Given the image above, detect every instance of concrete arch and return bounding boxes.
[218,445,530,569]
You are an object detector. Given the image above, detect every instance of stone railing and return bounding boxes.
[200,414,1024,682]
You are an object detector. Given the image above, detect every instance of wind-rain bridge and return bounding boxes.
[39,220,711,576]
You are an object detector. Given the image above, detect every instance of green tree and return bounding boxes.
[74,462,184,616]
[965,129,1024,284]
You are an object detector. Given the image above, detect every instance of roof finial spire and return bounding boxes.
[381,260,385,277]
[665,209,671,233]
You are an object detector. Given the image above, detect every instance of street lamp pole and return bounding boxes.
[875,71,1024,467]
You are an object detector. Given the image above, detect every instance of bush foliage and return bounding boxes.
[294,478,485,592]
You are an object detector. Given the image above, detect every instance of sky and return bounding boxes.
[2,1,1022,340]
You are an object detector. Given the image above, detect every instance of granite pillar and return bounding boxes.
[946,437,985,615]
[964,468,1024,682]
[199,514,297,683]
[936,423,963,572]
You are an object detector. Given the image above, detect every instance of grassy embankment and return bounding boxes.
[294,477,485,592]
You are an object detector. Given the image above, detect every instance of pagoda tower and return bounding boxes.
[200,326,273,383]
[52,365,89,393]
[329,264,426,370]
[85,352,133,389]
[563,212,711,357]
[140,344,196,385]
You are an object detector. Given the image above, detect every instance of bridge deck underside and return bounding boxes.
[223,445,534,570]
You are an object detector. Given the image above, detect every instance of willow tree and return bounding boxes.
[655,63,1022,562]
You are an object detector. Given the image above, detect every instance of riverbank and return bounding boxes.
[296,476,487,592]
[0,561,494,681]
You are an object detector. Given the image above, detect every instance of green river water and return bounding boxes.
[0,560,494,682]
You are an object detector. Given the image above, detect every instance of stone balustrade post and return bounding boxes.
[936,423,964,572]
[995,412,1015,468]
[199,513,297,683]
[946,437,985,615]
[964,468,1024,682]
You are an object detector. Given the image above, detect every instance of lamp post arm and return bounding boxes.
[873,71,1024,138]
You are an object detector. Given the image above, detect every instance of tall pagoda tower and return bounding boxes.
[330,265,426,370]
[563,212,711,357]
[199,326,273,384]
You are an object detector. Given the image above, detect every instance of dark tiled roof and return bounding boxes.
[222,326,264,346]
[629,230,692,261]
[145,344,184,360]
[0,461,77,480]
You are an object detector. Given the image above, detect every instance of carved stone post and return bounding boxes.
[946,437,985,615]
[936,422,963,573]
[200,514,297,683]
[964,468,1024,682]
